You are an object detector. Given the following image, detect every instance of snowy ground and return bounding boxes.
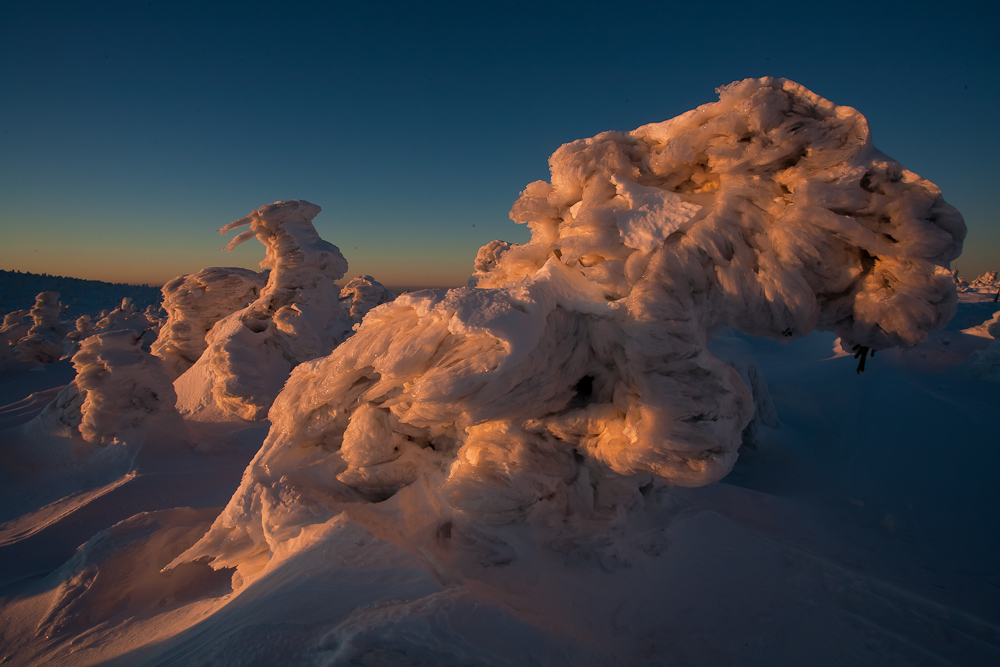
[0,289,997,666]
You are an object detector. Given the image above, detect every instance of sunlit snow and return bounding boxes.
[0,78,996,666]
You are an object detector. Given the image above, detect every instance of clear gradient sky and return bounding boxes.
[1,1,997,287]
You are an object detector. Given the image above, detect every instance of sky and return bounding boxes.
[1,0,997,287]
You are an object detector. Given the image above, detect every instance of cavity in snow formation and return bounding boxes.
[177,77,965,580]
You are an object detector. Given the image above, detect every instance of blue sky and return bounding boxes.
[1,1,997,286]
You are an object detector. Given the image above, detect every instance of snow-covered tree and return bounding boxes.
[176,78,965,580]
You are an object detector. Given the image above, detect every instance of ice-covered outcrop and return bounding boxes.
[178,78,965,577]
[44,330,178,445]
[151,267,266,378]
[338,275,397,327]
[174,200,352,421]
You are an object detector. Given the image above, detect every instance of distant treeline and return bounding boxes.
[0,269,162,319]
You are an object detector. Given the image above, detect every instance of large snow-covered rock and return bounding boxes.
[178,78,965,578]
[174,200,353,421]
[151,267,266,378]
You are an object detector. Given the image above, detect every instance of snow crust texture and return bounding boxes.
[180,78,965,576]
[174,201,353,421]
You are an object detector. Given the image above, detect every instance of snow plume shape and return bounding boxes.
[151,267,266,378]
[174,200,352,421]
[339,275,397,327]
[49,330,178,445]
[178,78,965,574]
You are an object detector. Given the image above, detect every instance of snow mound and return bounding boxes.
[178,78,965,577]
[151,267,266,378]
[174,200,352,421]
[338,275,397,327]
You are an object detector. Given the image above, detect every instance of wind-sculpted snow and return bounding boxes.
[45,330,178,445]
[12,292,67,365]
[151,267,266,378]
[174,200,353,421]
[338,275,397,327]
[178,78,965,577]
[1,311,31,369]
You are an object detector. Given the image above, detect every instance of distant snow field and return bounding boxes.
[1,78,998,666]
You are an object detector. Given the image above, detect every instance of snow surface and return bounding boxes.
[1,78,997,666]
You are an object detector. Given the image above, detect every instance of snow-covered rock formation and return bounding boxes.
[177,78,965,579]
[151,267,266,378]
[173,200,352,421]
[338,275,397,327]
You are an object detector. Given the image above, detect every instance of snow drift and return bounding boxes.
[178,77,965,578]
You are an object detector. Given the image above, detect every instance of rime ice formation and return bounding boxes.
[44,330,178,445]
[61,314,97,358]
[94,298,160,341]
[338,275,397,327]
[961,270,1000,302]
[0,311,31,367]
[173,200,352,421]
[13,292,68,364]
[178,78,965,577]
[470,240,513,284]
[151,267,266,378]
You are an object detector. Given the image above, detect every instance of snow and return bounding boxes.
[1,78,998,665]
[174,200,353,421]
[151,267,266,378]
